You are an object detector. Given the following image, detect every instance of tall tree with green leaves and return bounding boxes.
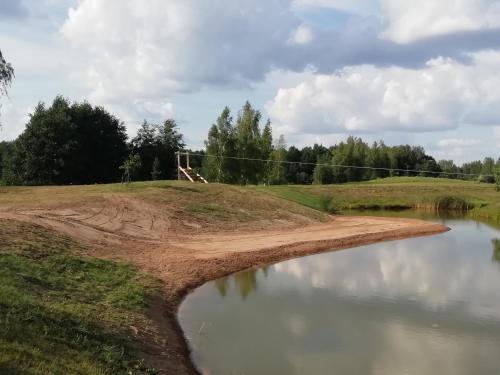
[479,157,496,183]
[0,50,14,127]
[131,119,184,181]
[4,96,128,185]
[151,157,161,180]
[494,167,500,192]
[120,154,142,184]
[367,141,391,179]
[260,119,274,182]
[268,134,287,185]
[313,154,334,185]
[234,101,263,184]
[203,107,238,183]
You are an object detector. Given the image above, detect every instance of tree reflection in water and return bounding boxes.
[214,267,270,299]
[492,239,500,262]
[214,277,229,297]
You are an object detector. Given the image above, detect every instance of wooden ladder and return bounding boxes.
[176,152,208,183]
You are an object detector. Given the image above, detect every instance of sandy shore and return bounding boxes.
[0,202,448,373]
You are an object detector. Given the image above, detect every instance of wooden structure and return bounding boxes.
[176,151,208,183]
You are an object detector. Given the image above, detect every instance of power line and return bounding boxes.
[184,152,495,178]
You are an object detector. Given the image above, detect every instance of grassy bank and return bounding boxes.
[0,181,327,230]
[253,177,500,223]
[0,219,161,374]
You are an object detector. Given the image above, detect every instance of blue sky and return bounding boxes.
[1,0,500,164]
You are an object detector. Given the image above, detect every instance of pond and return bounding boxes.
[178,218,500,375]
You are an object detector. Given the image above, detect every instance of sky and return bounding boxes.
[1,0,500,164]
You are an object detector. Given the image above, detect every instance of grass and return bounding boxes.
[252,177,500,224]
[0,180,327,228]
[0,219,161,375]
[0,177,496,224]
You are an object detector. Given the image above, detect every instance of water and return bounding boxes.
[179,218,500,375]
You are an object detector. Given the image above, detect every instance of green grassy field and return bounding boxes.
[0,220,161,375]
[253,177,500,223]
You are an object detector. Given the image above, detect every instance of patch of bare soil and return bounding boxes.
[0,194,448,374]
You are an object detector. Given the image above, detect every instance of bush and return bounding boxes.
[433,196,472,211]
[319,195,338,213]
[478,174,495,184]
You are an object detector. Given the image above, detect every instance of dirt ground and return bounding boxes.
[0,194,448,374]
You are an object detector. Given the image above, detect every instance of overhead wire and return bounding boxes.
[183,152,495,178]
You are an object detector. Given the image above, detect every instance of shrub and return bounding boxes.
[433,196,472,211]
[319,195,338,213]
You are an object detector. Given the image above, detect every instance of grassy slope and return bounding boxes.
[0,219,161,375]
[0,181,327,229]
[252,177,500,223]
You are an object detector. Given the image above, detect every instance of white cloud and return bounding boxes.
[434,138,485,162]
[379,0,500,43]
[0,99,30,140]
[494,127,500,148]
[266,51,500,135]
[287,24,314,45]
[292,0,378,16]
[294,0,500,44]
[61,0,300,103]
[437,138,481,147]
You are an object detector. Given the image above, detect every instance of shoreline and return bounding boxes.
[0,207,448,373]
[159,217,449,374]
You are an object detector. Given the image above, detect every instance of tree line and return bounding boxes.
[0,95,498,187]
[201,103,500,186]
[0,96,184,185]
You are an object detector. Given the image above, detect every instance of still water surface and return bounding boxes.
[179,218,500,375]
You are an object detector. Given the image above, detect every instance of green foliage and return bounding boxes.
[331,136,369,182]
[3,97,128,185]
[319,195,338,213]
[432,196,472,211]
[235,101,265,184]
[120,154,142,184]
[267,135,287,185]
[313,154,334,185]
[203,107,239,183]
[203,108,468,186]
[203,102,273,185]
[495,165,500,192]
[0,50,13,129]
[150,157,161,180]
[0,220,160,374]
[0,141,13,182]
[131,120,184,181]
[0,49,13,100]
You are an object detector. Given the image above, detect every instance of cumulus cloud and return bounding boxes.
[266,51,500,135]
[287,24,314,45]
[433,138,487,163]
[494,127,500,148]
[437,139,481,147]
[61,0,301,102]
[292,0,378,16]
[295,0,500,44]
[379,0,500,43]
[60,0,500,104]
